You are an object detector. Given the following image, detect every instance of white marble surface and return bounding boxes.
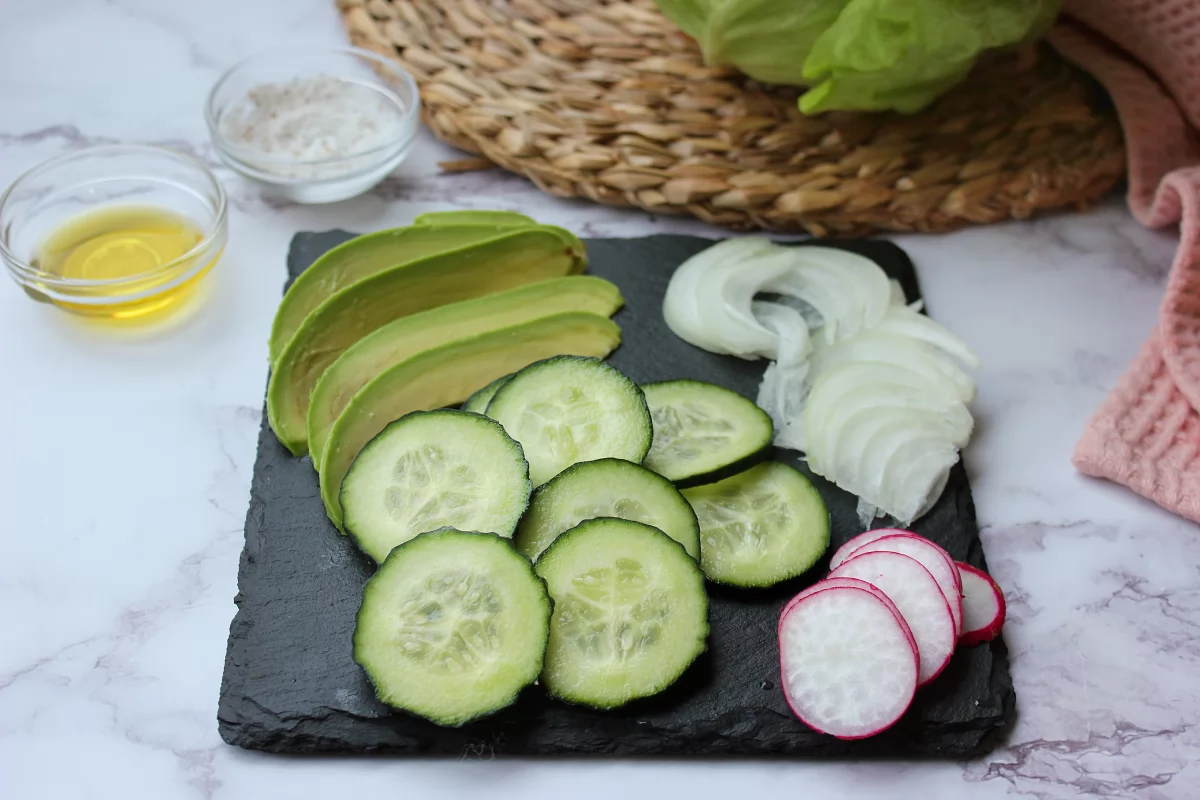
[2,1,1198,798]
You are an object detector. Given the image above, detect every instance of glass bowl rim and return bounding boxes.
[204,45,421,170]
[0,143,229,289]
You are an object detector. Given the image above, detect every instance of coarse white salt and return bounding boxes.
[218,75,406,179]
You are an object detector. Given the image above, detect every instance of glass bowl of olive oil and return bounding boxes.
[0,144,227,320]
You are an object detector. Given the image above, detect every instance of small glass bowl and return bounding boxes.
[206,47,421,204]
[0,144,228,319]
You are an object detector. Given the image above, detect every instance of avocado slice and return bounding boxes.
[268,227,588,456]
[268,220,565,365]
[319,312,622,529]
[413,210,536,227]
[306,275,624,468]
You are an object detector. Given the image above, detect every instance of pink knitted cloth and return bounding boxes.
[1046,2,1200,520]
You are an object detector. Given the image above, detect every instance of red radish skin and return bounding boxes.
[778,580,919,739]
[846,534,963,637]
[828,528,913,570]
[781,576,915,621]
[829,551,957,686]
[957,562,1006,645]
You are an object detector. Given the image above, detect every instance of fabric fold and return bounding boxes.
[1045,3,1200,521]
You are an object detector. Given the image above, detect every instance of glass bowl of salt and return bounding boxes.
[206,46,420,204]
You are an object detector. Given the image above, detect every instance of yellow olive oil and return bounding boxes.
[32,205,217,319]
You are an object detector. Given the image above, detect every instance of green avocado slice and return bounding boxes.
[267,220,568,365]
[268,228,587,456]
[319,312,622,530]
[413,210,536,227]
[306,276,624,468]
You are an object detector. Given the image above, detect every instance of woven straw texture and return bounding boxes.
[340,0,1127,235]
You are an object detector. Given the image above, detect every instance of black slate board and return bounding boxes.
[219,233,1014,758]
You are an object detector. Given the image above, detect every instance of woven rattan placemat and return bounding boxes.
[341,0,1126,235]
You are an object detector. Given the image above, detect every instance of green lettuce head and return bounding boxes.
[654,0,1061,114]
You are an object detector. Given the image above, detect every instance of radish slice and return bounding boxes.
[829,551,956,686]
[829,528,914,570]
[957,562,1006,645]
[778,579,918,739]
[842,535,963,637]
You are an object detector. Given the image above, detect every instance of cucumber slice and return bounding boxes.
[354,529,551,727]
[514,458,701,561]
[642,380,773,488]
[682,461,829,588]
[462,374,512,414]
[486,357,652,486]
[535,518,709,709]
[341,410,531,563]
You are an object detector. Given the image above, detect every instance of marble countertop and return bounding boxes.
[3,1,1198,798]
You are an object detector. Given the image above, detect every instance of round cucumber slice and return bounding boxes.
[515,458,701,561]
[354,529,551,727]
[462,374,512,414]
[642,380,773,488]
[682,461,829,588]
[486,356,652,486]
[341,410,531,563]
[535,518,709,709]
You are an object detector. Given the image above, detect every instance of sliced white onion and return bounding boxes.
[800,247,893,334]
[760,248,891,344]
[804,362,966,452]
[751,300,811,366]
[693,248,797,359]
[760,265,854,345]
[661,237,978,527]
[876,433,959,523]
[875,305,980,368]
[757,359,811,451]
[841,419,958,524]
[811,332,976,404]
[857,499,884,529]
[804,362,972,524]
[663,237,776,353]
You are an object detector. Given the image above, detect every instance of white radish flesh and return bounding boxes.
[957,562,1006,646]
[829,551,956,686]
[830,528,915,570]
[778,580,918,739]
[843,534,963,637]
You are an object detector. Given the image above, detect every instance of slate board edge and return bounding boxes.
[217,232,1016,759]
